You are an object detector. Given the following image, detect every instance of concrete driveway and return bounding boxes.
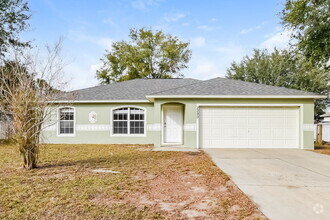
[204,149,330,220]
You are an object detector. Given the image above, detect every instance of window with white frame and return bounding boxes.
[113,107,145,135]
[59,107,74,135]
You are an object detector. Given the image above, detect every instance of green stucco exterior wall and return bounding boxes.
[42,103,157,145]
[42,98,315,149]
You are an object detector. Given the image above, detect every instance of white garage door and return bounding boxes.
[199,107,299,148]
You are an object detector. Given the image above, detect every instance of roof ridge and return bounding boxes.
[175,77,317,95]
[141,78,192,80]
[149,77,227,96]
[148,79,203,95]
[149,76,320,96]
[221,77,319,95]
[70,78,196,93]
[69,79,143,93]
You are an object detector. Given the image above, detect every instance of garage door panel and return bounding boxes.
[286,117,298,125]
[200,107,299,148]
[260,129,272,137]
[260,140,274,146]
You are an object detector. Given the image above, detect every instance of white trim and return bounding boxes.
[146,95,326,100]
[196,104,304,149]
[50,94,326,104]
[57,106,76,137]
[196,107,200,149]
[110,105,147,137]
[147,123,161,131]
[183,123,197,131]
[303,124,314,131]
[50,100,150,103]
[76,124,110,131]
[162,105,183,146]
[196,104,304,107]
[161,105,165,145]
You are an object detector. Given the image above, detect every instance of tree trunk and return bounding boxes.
[20,143,38,170]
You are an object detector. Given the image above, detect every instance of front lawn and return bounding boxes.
[0,144,265,219]
[313,147,330,155]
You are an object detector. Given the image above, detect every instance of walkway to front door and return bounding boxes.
[205,149,330,220]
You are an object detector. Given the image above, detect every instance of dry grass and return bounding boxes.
[313,146,330,155]
[0,144,265,219]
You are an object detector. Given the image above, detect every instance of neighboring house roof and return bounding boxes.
[54,77,325,103]
[58,78,200,102]
[147,77,322,98]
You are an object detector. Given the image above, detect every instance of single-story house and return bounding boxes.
[42,77,325,149]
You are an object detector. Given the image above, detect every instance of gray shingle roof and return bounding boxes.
[63,78,200,101]
[149,77,319,97]
[57,77,322,102]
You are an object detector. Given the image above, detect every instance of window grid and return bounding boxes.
[59,108,74,135]
[113,107,144,135]
[113,108,128,134]
[129,108,144,134]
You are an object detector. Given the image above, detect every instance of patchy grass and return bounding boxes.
[0,144,266,219]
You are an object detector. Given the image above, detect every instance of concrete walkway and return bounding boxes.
[204,149,330,220]
[153,146,200,152]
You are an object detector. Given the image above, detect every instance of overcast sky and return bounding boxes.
[23,0,290,90]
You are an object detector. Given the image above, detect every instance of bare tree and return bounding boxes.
[0,40,66,169]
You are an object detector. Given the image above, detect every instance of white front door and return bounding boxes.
[163,106,183,144]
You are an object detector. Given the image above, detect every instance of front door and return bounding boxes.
[163,106,183,144]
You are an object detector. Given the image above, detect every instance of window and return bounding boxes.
[58,107,74,135]
[113,107,145,135]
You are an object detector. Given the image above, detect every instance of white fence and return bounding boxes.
[314,123,330,142]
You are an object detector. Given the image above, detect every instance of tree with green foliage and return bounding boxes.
[281,0,330,65]
[0,0,31,58]
[96,28,192,84]
[227,49,329,116]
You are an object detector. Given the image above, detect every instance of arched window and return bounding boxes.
[113,107,145,135]
[58,107,75,135]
